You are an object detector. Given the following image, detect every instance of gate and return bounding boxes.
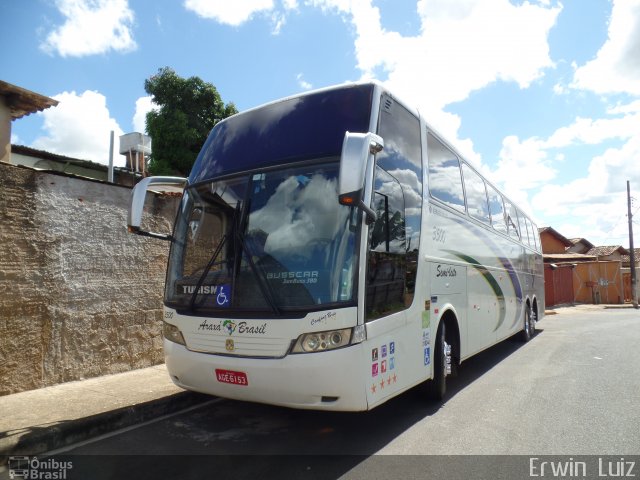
[544,264,574,306]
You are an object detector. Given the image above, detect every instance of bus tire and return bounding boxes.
[426,323,448,401]
[530,305,537,335]
[519,306,533,342]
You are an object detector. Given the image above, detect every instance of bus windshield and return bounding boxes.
[166,161,360,315]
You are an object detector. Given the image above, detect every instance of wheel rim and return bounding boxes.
[530,309,536,336]
[444,340,452,376]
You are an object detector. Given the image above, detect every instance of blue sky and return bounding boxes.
[3,0,640,247]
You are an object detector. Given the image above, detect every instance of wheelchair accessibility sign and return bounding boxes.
[216,284,231,308]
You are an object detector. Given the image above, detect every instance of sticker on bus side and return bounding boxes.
[422,310,430,329]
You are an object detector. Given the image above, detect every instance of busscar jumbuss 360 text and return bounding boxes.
[128,81,544,411]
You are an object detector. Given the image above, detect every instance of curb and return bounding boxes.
[0,391,210,465]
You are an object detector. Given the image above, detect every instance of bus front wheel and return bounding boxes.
[426,323,450,401]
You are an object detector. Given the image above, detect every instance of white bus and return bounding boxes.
[128,81,544,411]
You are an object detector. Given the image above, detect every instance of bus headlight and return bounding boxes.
[163,321,186,346]
[292,327,363,353]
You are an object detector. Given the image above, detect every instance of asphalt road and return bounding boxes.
[44,307,640,479]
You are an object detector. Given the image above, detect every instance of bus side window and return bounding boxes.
[461,163,490,224]
[427,133,465,212]
[504,200,520,240]
[519,210,530,246]
[513,208,523,242]
[524,216,535,248]
[486,184,507,234]
[532,221,540,251]
[366,167,406,320]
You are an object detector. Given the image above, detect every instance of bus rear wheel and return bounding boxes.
[519,306,534,342]
[426,323,451,401]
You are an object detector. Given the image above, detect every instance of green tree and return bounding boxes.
[144,67,237,176]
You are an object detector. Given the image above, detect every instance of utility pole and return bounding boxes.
[108,130,114,183]
[628,180,638,308]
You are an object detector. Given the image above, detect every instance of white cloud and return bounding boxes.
[310,0,560,106]
[41,0,136,57]
[132,96,158,133]
[553,82,567,95]
[184,0,301,33]
[307,0,560,170]
[493,135,557,191]
[572,0,640,95]
[493,101,640,188]
[489,96,640,234]
[296,73,313,90]
[529,124,640,244]
[184,0,274,26]
[435,0,640,242]
[546,115,639,148]
[31,90,125,167]
[607,99,640,115]
[534,183,631,246]
[184,0,559,157]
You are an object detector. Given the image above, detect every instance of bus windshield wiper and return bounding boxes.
[187,194,282,315]
[234,229,282,316]
[232,197,281,315]
[188,233,228,312]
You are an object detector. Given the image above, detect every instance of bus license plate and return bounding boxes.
[215,369,248,386]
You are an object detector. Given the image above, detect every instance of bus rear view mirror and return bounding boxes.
[338,131,383,224]
[127,176,187,240]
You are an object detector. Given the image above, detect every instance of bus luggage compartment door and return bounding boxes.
[429,263,468,359]
[431,263,466,295]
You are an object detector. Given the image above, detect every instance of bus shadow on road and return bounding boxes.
[442,327,546,402]
[364,328,547,432]
[151,329,547,478]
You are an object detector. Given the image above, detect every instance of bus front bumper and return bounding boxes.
[164,339,368,411]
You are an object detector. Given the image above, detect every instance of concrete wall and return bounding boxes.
[0,162,180,395]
